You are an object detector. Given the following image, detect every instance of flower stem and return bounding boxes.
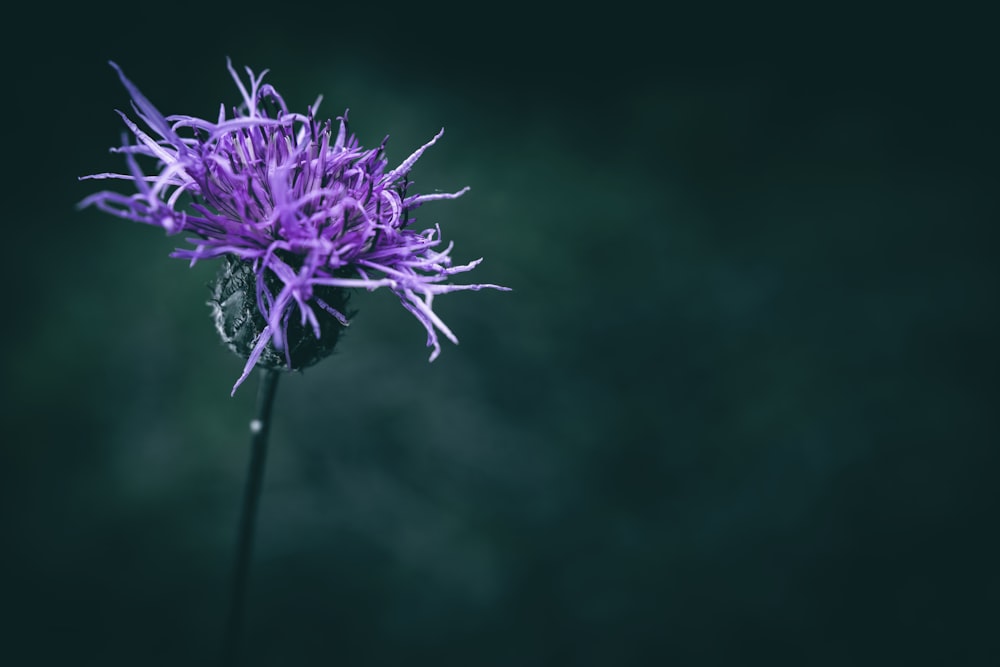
[222,367,280,666]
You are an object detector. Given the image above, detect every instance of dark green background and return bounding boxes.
[3,3,997,665]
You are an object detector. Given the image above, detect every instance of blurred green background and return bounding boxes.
[2,2,997,665]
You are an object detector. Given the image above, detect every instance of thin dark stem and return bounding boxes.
[222,367,280,667]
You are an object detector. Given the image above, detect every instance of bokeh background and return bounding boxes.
[2,3,997,665]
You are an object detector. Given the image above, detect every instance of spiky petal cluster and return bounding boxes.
[80,61,508,394]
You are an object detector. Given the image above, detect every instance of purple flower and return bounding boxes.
[80,60,508,394]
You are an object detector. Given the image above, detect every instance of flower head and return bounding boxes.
[80,60,508,394]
